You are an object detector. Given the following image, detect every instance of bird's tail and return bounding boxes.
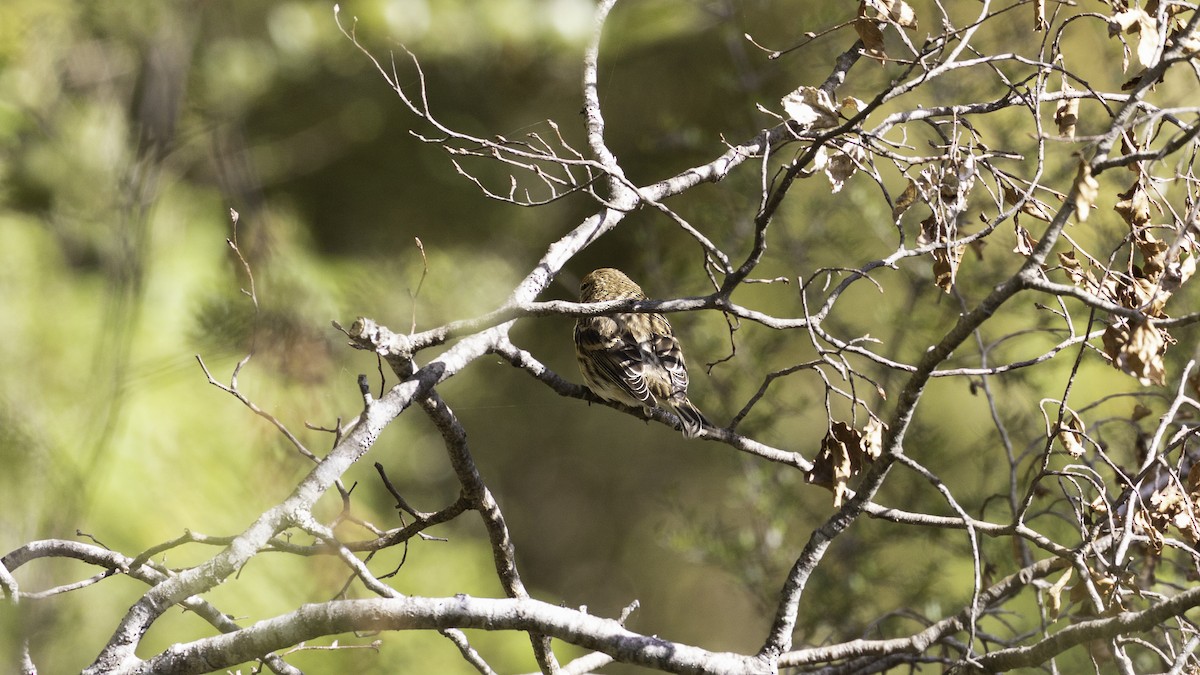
[671,398,709,439]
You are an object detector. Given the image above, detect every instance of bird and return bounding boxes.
[573,267,710,438]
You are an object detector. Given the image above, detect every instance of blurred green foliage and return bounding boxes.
[1,0,1197,673]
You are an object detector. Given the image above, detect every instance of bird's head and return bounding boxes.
[579,267,647,302]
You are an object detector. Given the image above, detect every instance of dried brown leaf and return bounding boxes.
[932,247,963,292]
[1058,250,1093,288]
[1111,274,1166,316]
[885,0,918,28]
[892,179,919,220]
[1071,567,1119,608]
[1148,479,1199,546]
[840,96,868,116]
[1135,12,1163,66]
[802,144,830,178]
[854,16,888,61]
[807,420,883,507]
[1114,182,1152,228]
[1162,251,1197,295]
[1103,321,1167,386]
[1013,224,1036,256]
[781,86,840,129]
[860,0,918,27]
[863,418,887,460]
[1057,411,1087,458]
[1149,0,1191,31]
[1002,181,1055,222]
[824,145,863,194]
[1134,507,1166,554]
[1109,9,1162,69]
[1109,8,1147,34]
[1136,233,1169,284]
[1174,28,1200,56]
[1055,96,1079,138]
[920,216,963,292]
[1072,161,1099,222]
[855,0,917,61]
[1120,70,1150,90]
[1047,567,1073,620]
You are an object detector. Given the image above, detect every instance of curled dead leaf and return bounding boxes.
[863,417,886,460]
[855,15,888,61]
[1055,96,1079,139]
[1058,250,1094,289]
[856,0,918,62]
[1070,567,1120,610]
[1162,249,1197,295]
[781,86,840,129]
[1113,274,1167,317]
[1102,320,1167,386]
[1057,410,1087,458]
[1188,462,1200,501]
[799,144,830,178]
[885,0,918,29]
[859,0,919,27]
[1135,233,1169,284]
[1133,506,1166,555]
[841,96,868,116]
[1002,181,1056,223]
[931,246,964,292]
[919,216,964,293]
[1109,10,1144,35]
[1072,161,1100,223]
[892,179,919,221]
[807,419,887,507]
[1109,9,1162,67]
[1047,567,1073,620]
[1135,12,1163,67]
[824,143,865,194]
[1150,482,1198,545]
[1114,181,1152,228]
[1174,28,1200,56]
[1014,224,1037,256]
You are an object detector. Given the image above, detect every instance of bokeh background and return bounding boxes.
[2,0,1196,673]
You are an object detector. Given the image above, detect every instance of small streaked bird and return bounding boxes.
[573,267,709,438]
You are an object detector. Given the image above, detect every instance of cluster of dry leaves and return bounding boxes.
[1108,0,1200,78]
[778,1,1199,546]
[1074,457,1200,609]
[1058,399,1200,562]
[853,0,918,62]
[1140,462,1200,554]
[1059,168,1197,386]
[748,0,1200,664]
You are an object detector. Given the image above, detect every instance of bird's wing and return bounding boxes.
[575,316,655,406]
[646,314,690,397]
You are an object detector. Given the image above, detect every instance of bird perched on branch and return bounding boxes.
[573,267,709,438]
